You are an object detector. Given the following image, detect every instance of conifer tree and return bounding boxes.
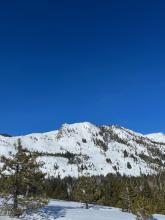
[131,194,154,220]
[73,176,95,209]
[119,185,137,212]
[0,139,47,217]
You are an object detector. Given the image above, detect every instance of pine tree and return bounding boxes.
[73,176,96,209]
[119,184,137,212]
[131,194,154,220]
[0,139,47,217]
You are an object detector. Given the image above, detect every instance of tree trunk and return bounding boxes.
[26,185,30,197]
[85,202,89,209]
[13,188,18,216]
[13,163,19,217]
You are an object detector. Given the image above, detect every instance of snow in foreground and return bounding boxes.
[0,200,165,220]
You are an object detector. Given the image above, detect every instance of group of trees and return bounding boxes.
[0,139,165,219]
[45,173,165,220]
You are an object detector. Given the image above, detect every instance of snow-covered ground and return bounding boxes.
[1,122,165,178]
[0,200,164,220]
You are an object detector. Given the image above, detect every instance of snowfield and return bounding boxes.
[0,200,164,220]
[0,122,165,178]
[145,133,165,143]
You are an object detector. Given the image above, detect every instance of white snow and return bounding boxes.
[0,122,165,178]
[145,133,165,143]
[0,200,164,220]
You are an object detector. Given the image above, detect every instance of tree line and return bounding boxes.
[45,172,165,219]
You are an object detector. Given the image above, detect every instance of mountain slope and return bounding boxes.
[145,132,165,143]
[0,122,165,178]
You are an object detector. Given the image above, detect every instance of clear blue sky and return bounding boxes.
[0,0,165,135]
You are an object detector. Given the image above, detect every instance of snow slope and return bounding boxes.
[0,200,164,220]
[145,133,165,143]
[0,122,165,178]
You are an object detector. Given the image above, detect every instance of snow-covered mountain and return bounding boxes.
[0,122,165,178]
[145,132,165,143]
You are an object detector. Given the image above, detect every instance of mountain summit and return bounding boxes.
[0,122,165,178]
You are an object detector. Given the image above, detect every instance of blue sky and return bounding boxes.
[0,0,165,135]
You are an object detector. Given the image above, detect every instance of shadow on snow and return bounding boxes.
[23,204,82,219]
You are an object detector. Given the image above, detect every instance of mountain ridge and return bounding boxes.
[0,122,165,178]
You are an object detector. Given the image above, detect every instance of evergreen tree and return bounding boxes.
[119,184,137,212]
[73,176,96,209]
[131,194,154,220]
[0,139,47,217]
